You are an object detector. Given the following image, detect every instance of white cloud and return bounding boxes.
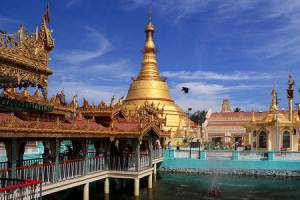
[0,16,19,26]
[162,70,282,81]
[53,60,134,84]
[122,0,210,23]
[168,81,271,112]
[56,27,112,64]
[65,0,83,8]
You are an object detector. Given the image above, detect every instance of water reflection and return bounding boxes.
[44,173,300,200]
[147,188,153,200]
[153,174,157,183]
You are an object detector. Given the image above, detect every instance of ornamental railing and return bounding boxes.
[165,149,300,161]
[0,178,42,200]
[0,28,35,50]
[152,149,163,160]
[3,153,153,186]
[0,151,159,198]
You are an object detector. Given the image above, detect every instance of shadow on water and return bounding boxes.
[44,173,300,200]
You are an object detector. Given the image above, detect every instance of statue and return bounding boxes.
[98,100,106,107]
[288,73,295,89]
[70,94,78,109]
[56,90,66,105]
[118,95,125,106]
[82,97,89,109]
[287,73,295,99]
[110,95,115,107]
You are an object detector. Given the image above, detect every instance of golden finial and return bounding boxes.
[44,0,50,24]
[270,86,278,111]
[250,108,256,123]
[137,6,161,81]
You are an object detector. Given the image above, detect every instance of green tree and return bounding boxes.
[189,110,207,125]
[233,107,242,112]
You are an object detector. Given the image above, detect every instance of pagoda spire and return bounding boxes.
[270,86,278,111]
[250,109,256,123]
[137,6,161,81]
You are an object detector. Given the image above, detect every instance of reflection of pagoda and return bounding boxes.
[123,9,193,138]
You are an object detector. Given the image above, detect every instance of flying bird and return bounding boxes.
[182,87,189,93]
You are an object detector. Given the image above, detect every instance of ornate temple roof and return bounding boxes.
[0,4,171,140]
[0,10,54,99]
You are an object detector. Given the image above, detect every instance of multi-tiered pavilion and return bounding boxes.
[0,4,170,199]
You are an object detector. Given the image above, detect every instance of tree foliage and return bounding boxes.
[188,110,207,125]
[233,107,242,112]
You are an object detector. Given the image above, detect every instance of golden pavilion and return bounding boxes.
[245,74,300,151]
[0,3,170,188]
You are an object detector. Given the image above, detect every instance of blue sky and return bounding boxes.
[1,0,300,112]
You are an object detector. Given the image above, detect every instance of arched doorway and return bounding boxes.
[282,131,291,149]
[258,131,267,149]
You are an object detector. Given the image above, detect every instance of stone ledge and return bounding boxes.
[158,167,300,177]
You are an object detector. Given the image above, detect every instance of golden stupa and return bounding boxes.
[123,10,193,139]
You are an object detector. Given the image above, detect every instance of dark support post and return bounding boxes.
[39,182,42,200]
[54,138,60,182]
[11,138,17,178]
[149,147,152,168]
[189,143,192,159]
[199,142,201,159]
[84,139,89,175]
[135,139,140,171]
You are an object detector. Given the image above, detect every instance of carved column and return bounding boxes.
[17,141,26,167]
[148,138,152,168]
[48,139,58,162]
[94,140,101,156]
[160,137,165,150]
[53,138,60,182]
[11,138,17,178]
[83,139,89,175]
[3,139,12,168]
[135,139,140,171]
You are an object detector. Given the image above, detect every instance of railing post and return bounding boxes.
[169,149,175,159]
[200,150,206,159]
[232,150,239,160]
[11,138,17,178]
[267,151,274,161]
[54,138,60,182]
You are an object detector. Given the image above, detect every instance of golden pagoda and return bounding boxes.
[123,8,193,140]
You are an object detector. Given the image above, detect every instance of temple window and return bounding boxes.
[258,131,267,148]
[282,131,290,148]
